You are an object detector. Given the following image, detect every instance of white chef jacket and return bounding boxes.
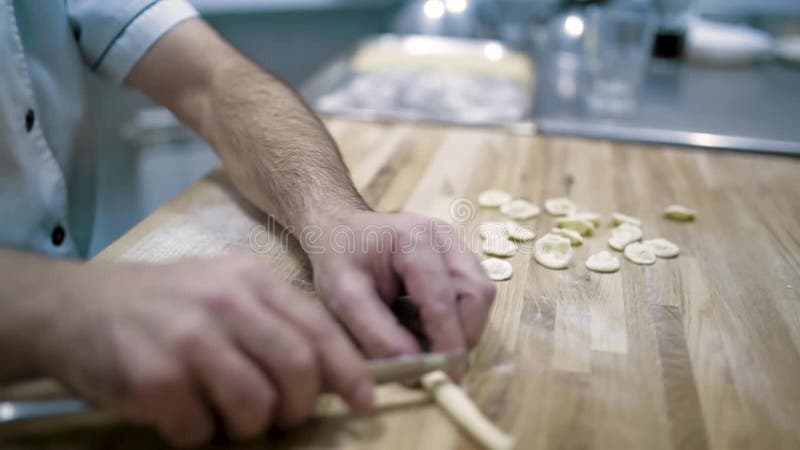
[0,0,197,257]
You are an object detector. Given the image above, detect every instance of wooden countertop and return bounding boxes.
[4,119,800,449]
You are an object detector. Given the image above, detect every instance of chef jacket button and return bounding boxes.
[25,109,35,132]
[51,225,65,247]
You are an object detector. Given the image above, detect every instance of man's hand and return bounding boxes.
[308,211,497,378]
[30,253,373,447]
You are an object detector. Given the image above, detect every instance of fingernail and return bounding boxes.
[353,383,374,412]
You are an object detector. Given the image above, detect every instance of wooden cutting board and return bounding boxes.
[3,118,799,449]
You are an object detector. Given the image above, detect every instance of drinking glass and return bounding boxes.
[584,5,656,115]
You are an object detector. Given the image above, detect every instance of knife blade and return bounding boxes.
[0,350,467,425]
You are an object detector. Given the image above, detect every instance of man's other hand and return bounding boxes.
[308,211,497,380]
[36,254,373,447]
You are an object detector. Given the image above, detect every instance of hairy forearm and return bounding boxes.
[0,250,78,381]
[128,19,368,231]
[205,59,369,228]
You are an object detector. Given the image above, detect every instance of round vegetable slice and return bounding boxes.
[478,222,508,240]
[643,238,680,258]
[482,238,517,257]
[551,227,584,246]
[554,216,595,236]
[534,233,573,269]
[664,204,696,221]
[624,242,657,265]
[573,211,601,227]
[477,189,512,208]
[499,199,540,220]
[608,223,643,251]
[617,222,642,232]
[480,258,513,281]
[585,251,621,273]
[544,197,576,216]
[611,212,642,227]
[505,221,536,242]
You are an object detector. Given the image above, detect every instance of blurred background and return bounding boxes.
[90,0,800,255]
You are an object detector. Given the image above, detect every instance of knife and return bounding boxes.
[0,350,466,425]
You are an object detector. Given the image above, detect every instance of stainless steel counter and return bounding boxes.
[301,34,535,129]
[302,32,800,155]
[535,56,800,155]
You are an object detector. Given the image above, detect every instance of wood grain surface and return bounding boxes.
[2,118,799,449]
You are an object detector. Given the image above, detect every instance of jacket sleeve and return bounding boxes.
[66,0,198,84]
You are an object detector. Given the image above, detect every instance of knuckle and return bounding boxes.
[464,276,496,303]
[284,345,318,378]
[170,322,210,357]
[202,293,242,317]
[433,283,457,302]
[422,300,451,323]
[324,281,361,310]
[393,252,421,276]
[457,271,496,304]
